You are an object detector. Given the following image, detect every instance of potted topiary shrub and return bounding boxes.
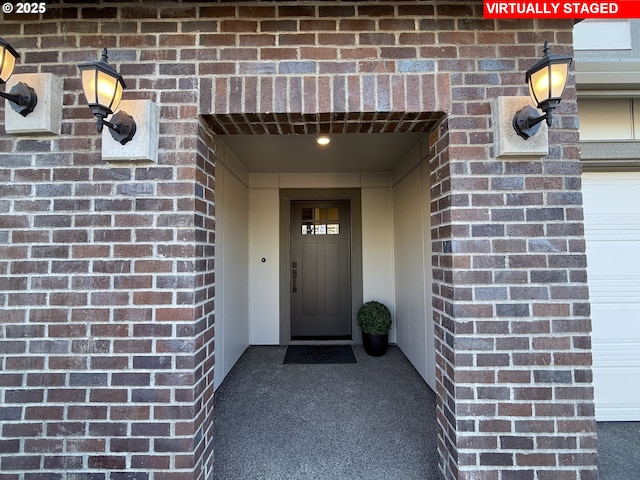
[357,300,392,357]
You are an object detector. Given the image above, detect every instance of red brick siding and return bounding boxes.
[425,9,596,478]
[2,2,210,479]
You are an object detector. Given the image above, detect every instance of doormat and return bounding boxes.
[283,345,356,364]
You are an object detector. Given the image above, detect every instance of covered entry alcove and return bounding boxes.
[200,110,446,392]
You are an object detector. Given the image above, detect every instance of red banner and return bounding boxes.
[484,1,640,18]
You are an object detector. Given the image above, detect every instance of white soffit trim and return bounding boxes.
[576,60,640,89]
[578,90,640,98]
[574,20,631,50]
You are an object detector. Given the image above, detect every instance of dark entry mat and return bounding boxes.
[283,345,356,364]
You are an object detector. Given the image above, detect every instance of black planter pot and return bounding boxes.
[362,332,389,357]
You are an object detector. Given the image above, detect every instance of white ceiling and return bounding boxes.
[217,132,426,174]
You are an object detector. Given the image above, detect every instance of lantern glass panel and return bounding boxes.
[529,66,550,106]
[98,69,121,111]
[81,69,97,104]
[549,62,569,98]
[81,67,123,114]
[0,47,16,83]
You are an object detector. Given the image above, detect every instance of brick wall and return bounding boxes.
[426,14,598,479]
[0,2,597,480]
[1,2,214,479]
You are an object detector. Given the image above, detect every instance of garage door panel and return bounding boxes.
[588,274,640,303]
[587,248,640,279]
[590,305,640,337]
[582,175,640,213]
[585,221,640,242]
[583,171,640,421]
[593,338,640,420]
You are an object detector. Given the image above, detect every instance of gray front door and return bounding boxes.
[290,200,351,338]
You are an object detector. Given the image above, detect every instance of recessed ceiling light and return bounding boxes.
[316,135,330,146]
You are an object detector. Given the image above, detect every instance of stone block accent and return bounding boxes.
[492,96,549,158]
[4,73,64,136]
[101,100,160,163]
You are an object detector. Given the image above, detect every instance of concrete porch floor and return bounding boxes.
[212,345,640,479]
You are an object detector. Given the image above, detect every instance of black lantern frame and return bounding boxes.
[0,37,38,117]
[513,42,573,140]
[78,48,136,145]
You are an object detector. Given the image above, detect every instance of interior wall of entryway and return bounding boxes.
[212,141,251,391]
[392,137,436,389]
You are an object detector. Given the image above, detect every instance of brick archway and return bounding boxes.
[201,111,446,135]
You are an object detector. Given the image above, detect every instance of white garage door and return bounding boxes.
[583,171,640,421]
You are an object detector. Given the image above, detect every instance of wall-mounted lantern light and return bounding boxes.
[513,41,573,140]
[78,48,136,145]
[0,37,38,117]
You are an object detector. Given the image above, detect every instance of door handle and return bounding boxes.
[292,261,297,293]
